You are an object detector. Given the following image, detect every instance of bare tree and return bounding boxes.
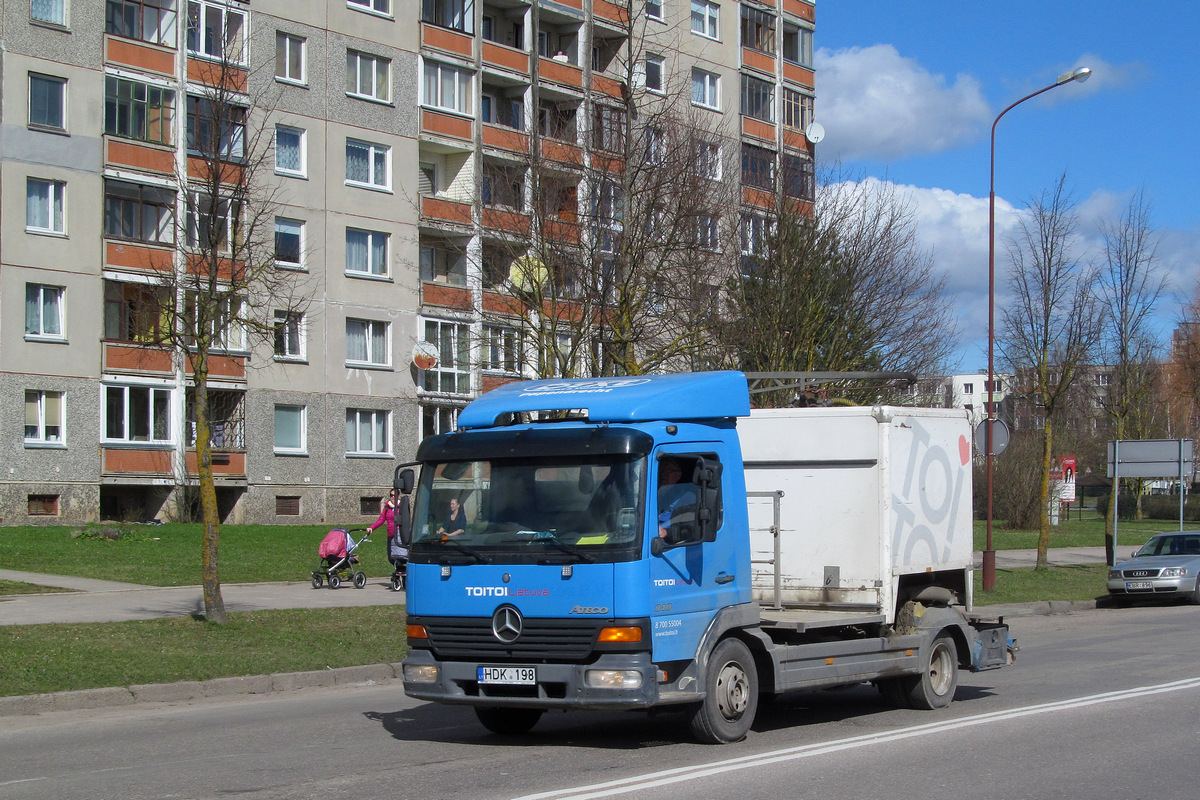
[1095,190,1166,562]
[135,54,310,622]
[999,173,1101,568]
[721,171,959,404]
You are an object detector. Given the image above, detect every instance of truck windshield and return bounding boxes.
[409,455,646,564]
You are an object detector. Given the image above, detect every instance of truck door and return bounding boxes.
[647,448,740,661]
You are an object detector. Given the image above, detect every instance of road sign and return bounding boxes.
[1106,439,1193,478]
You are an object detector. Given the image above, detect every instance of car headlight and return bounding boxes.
[1161,567,1188,578]
[1108,569,1121,579]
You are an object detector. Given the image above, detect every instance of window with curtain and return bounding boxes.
[346,49,391,102]
[26,178,65,234]
[274,404,306,452]
[346,318,389,366]
[420,319,471,394]
[274,311,305,359]
[275,125,305,175]
[346,408,389,454]
[25,284,64,338]
[32,0,65,25]
[422,59,473,114]
[345,139,390,189]
[25,390,64,445]
[345,228,389,276]
[276,32,305,83]
[29,73,66,129]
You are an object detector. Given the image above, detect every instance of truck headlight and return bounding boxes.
[403,664,439,683]
[585,669,643,689]
[1161,567,1188,578]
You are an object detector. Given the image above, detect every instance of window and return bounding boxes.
[29,73,66,130]
[696,214,719,250]
[106,0,177,46]
[186,388,245,449]
[275,32,305,83]
[32,0,65,25]
[481,93,524,130]
[348,0,390,14]
[481,163,523,209]
[422,60,473,114]
[690,0,719,38]
[183,292,245,351]
[275,125,305,176]
[346,318,390,366]
[105,76,175,146]
[741,74,774,122]
[421,404,458,439]
[345,228,389,276]
[274,311,305,360]
[595,180,623,224]
[346,49,390,102]
[421,319,471,395]
[1097,372,1111,386]
[740,213,773,267]
[963,383,975,395]
[105,180,175,244]
[483,325,521,373]
[275,217,303,268]
[592,104,626,151]
[25,284,64,339]
[693,139,722,180]
[276,495,301,515]
[783,88,813,130]
[741,143,774,189]
[538,100,577,140]
[644,126,665,164]
[187,95,245,160]
[186,0,246,63]
[185,191,239,253]
[645,54,664,93]
[420,242,467,285]
[274,404,306,453]
[691,68,720,110]
[104,384,171,443]
[782,153,814,200]
[345,139,391,190]
[740,6,775,52]
[26,178,65,234]
[422,0,471,32]
[28,495,60,516]
[104,281,167,343]
[25,390,64,445]
[346,408,389,455]
[645,0,662,21]
[782,23,813,67]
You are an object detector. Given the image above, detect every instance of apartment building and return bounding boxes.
[1,0,817,525]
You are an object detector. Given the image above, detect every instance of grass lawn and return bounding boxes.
[972,515,1176,551]
[974,563,1110,606]
[0,523,393,586]
[0,580,73,596]
[0,606,408,698]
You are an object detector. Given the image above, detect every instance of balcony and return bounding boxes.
[483,40,529,74]
[483,123,530,154]
[421,282,473,310]
[742,116,776,142]
[538,57,583,91]
[783,61,815,89]
[422,22,473,58]
[105,36,176,75]
[106,138,175,174]
[105,240,174,273]
[742,47,775,75]
[422,108,473,142]
[783,0,816,23]
[421,195,473,228]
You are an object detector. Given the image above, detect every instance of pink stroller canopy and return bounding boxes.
[318,528,349,559]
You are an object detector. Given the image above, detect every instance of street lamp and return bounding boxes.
[984,66,1091,592]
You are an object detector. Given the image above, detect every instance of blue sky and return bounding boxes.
[813,1,1200,373]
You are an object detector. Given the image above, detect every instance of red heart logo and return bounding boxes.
[959,435,971,466]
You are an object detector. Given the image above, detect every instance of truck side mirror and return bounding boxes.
[692,458,723,543]
[394,467,415,495]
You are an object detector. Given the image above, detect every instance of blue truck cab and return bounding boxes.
[399,372,1011,743]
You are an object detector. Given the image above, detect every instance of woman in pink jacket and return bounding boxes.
[368,489,398,538]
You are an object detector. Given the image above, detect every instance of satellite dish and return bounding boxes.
[412,341,439,371]
[804,122,825,144]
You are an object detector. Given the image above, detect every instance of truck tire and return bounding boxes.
[474,706,543,736]
[689,637,758,744]
[903,633,958,710]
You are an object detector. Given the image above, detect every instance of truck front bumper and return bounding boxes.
[402,650,667,710]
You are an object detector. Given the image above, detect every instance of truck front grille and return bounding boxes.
[420,617,603,662]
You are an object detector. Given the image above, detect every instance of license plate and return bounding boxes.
[1126,581,1153,590]
[478,666,536,685]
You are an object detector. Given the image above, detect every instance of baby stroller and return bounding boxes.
[388,536,408,592]
[311,527,370,589]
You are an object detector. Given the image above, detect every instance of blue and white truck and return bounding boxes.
[397,371,1011,743]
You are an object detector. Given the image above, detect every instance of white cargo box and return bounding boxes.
[738,406,974,620]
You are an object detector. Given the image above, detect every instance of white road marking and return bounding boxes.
[510,676,1200,800]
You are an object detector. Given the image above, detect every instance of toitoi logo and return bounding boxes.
[464,586,549,597]
[570,605,609,614]
[653,578,692,586]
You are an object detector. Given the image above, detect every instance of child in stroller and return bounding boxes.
[368,488,409,591]
[311,527,370,589]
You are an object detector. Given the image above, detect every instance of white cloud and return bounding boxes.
[814,44,990,163]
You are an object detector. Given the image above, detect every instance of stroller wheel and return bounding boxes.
[353,571,367,589]
[390,574,403,592]
[311,573,323,589]
[329,574,341,589]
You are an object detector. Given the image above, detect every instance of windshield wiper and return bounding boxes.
[540,537,596,563]
[433,537,489,563]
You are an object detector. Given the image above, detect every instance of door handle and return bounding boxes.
[715,573,735,584]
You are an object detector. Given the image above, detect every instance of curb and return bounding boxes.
[0,600,1106,718]
[0,662,405,718]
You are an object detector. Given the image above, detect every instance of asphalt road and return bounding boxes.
[2,604,1196,800]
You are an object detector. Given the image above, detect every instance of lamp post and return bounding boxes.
[984,66,1091,591]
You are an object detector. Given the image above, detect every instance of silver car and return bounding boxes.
[1107,532,1200,605]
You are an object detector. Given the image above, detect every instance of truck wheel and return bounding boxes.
[689,637,758,744]
[904,633,958,710]
[474,706,543,736]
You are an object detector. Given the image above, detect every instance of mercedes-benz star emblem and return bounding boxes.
[492,605,522,644]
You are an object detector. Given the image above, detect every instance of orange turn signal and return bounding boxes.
[597,626,643,643]
[406,624,429,639]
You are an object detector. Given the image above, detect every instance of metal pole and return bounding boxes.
[1112,440,1120,567]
